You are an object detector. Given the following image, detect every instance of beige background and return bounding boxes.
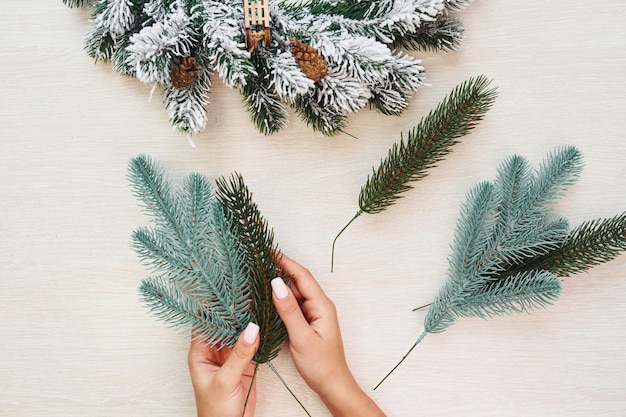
[1,1,625,416]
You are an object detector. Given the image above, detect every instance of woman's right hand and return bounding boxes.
[271,254,386,417]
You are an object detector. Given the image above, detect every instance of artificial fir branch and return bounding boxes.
[242,49,289,136]
[415,213,626,312]
[66,0,472,136]
[331,75,498,271]
[214,173,311,415]
[358,76,497,214]
[129,156,288,361]
[215,173,290,364]
[503,213,626,278]
[375,146,626,389]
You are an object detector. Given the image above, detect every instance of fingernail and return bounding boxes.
[243,322,259,345]
[271,277,289,300]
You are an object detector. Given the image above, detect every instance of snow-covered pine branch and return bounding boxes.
[101,0,135,37]
[192,1,256,88]
[317,35,393,83]
[126,7,196,85]
[165,56,211,133]
[270,51,315,103]
[290,0,445,44]
[370,52,425,115]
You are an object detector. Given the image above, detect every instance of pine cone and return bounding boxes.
[290,38,328,82]
[170,56,199,88]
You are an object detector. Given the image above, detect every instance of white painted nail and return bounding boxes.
[243,322,259,345]
[271,277,289,300]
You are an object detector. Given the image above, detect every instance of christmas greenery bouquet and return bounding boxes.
[128,155,309,414]
[375,146,626,388]
[65,0,471,136]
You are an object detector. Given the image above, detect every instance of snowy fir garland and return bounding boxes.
[64,0,471,137]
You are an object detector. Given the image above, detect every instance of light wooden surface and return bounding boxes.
[1,1,625,416]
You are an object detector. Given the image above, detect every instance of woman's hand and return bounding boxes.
[188,322,260,417]
[271,254,386,417]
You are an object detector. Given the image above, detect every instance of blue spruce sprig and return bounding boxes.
[375,146,626,389]
[129,155,251,348]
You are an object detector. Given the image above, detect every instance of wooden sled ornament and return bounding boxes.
[243,0,271,52]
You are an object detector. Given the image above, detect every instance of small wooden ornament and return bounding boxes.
[243,0,271,52]
[290,38,328,82]
[170,56,199,88]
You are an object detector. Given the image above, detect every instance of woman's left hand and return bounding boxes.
[188,322,260,417]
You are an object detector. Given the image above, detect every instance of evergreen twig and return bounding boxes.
[242,49,289,135]
[128,155,251,348]
[214,174,309,415]
[331,76,498,271]
[376,147,626,388]
[215,173,289,364]
[503,213,626,277]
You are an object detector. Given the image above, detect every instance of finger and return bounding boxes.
[279,253,328,301]
[289,280,304,302]
[219,322,260,385]
[271,277,315,343]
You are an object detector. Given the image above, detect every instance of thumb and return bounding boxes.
[220,322,260,381]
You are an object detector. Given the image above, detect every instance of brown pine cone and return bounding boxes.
[290,38,328,82]
[170,56,199,88]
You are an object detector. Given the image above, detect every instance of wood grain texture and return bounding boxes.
[1,1,625,416]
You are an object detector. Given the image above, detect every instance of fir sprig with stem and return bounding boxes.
[331,75,498,271]
[128,156,309,416]
[215,172,310,416]
[214,172,290,364]
[374,146,626,389]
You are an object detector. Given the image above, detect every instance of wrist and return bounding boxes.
[316,365,358,402]
[316,369,384,417]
